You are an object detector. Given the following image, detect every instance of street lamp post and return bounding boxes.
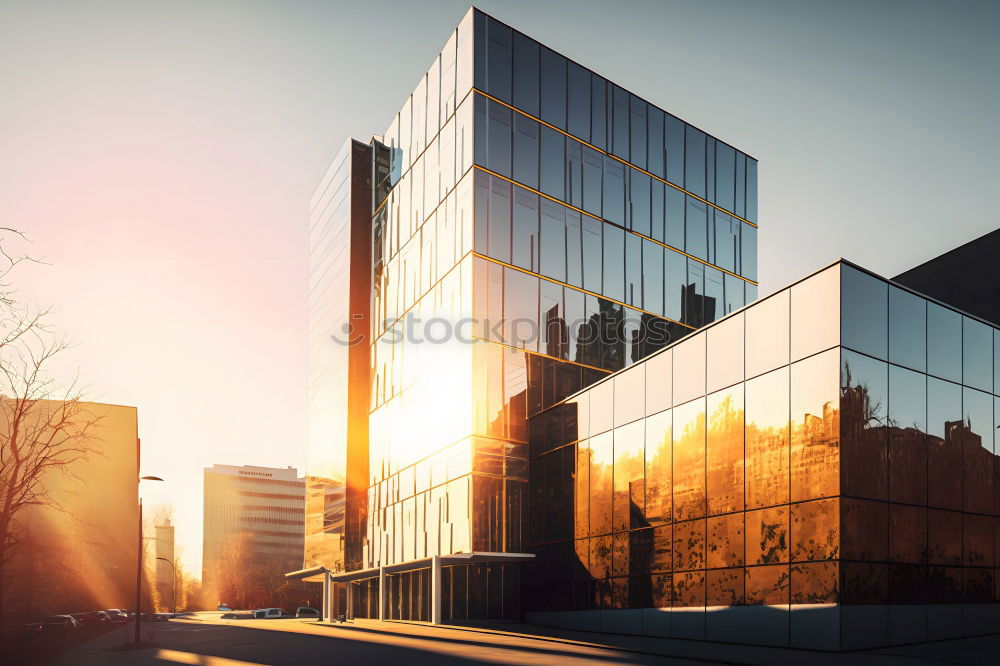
[156,556,176,614]
[135,476,163,645]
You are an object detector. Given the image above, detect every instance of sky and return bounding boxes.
[1,0,997,576]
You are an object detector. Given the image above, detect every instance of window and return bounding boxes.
[488,176,511,263]
[927,302,961,383]
[650,180,665,243]
[715,143,736,213]
[705,137,715,203]
[611,85,629,161]
[503,267,538,352]
[629,95,647,170]
[511,32,539,116]
[790,265,839,362]
[511,188,538,272]
[566,211,583,288]
[484,16,511,103]
[684,126,706,198]
[664,249,685,322]
[963,317,993,392]
[647,106,664,179]
[539,125,565,200]
[741,223,757,282]
[625,233,641,307]
[705,267,724,324]
[841,265,888,360]
[566,140,582,208]
[707,312,744,394]
[665,186,684,250]
[590,74,607,151]
[540,199,566,282]
[539,46,566,129]
[540,280,564,359]
[714,212,739,273]
[603,157,625,226]
[602,224,625,302]
[746,159,758,223]
[685,197,708,260]
[629,169,650,237]
[889,286,925,372]
[486,100,512,178]
[735,154,746,219]
[790,349,839,502]
[512,114,538,189]
[567,61,590,142]
[685,260,705,328]
[582,218,602,293]
[642,239,663,316]
[723,273,744,316]
[582,146,603,216]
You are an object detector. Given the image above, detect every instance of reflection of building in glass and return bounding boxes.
[1,402,140,621]
[202,464,305,596]
[294,6,759,624]
[525,261,1000,650]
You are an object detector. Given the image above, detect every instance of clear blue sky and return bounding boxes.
[1,0,997,573]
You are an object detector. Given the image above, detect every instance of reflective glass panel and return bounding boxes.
[589,431,613,535]
[962,386,994,515]
[539,46,566,129]
[645,349,672,416]
[745,367,790,509]
[613,419,645,532]
[664,249,685,323]
[644,409,672,525]
[511,187,538,272]
[673,332,706,406]
[685,197,708,261]
[642,239,664,316]
[790,348,840,502]
[841,265,888,360]
[926,377,961,510]
[539,125,565,201]
[684,126,706,197]
[672,397,706,522]
[963,317,993,393]
[887,365,926,505]
[602,225,625,302]
[614,364,645,427]
[927,302,961,383]
[888,286,926,372]
[790,265,840,362]
[840,349,888,500]
[665,115,684,186]
[741,224,757,283]
[706,384,744,515]
[566,61,590,141]
[512,115,539,189]
[581,217,602,294]
[511,32,539,116]
[665,186,684,250]
[706,312,744,393]
[745,289,790,379]
[539,199,566,282]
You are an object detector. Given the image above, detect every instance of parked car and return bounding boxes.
[252,608,284,619]
[72,611,112,626]
[19,621,43,635]
[42,615,79,632]
[105,609,128,623]
[295,607,320,618]
[218,604,231,611]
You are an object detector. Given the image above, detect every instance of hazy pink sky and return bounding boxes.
[2,0,997,575]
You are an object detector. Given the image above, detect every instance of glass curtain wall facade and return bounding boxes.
[309,7,758,623]
[525,260,1000,650]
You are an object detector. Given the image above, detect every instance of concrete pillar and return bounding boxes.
[431,555,442,625]
[346,580,353,621]
[322,572,331,622]
[378,567,386,621]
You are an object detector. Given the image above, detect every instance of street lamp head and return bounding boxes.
[140,476,164,481]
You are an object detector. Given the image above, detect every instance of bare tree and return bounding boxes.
[0,230,101,627]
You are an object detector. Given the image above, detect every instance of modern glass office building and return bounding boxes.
[295,6,760,626]
[525,261,1000,650]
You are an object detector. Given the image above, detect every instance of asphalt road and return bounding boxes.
[44,615,692,665]
[43,613,1000,665]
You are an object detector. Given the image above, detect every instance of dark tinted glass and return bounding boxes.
[735,154,746,219]
[590,74,606,151]
[840,349,888,500]
[685,197,708,260]
[603,157,625,226]
[629,95,646,170]
[581,218,602,293]
[602,224,625,302]
[684,126,706,198]
[642,239,664,316]
[888,286,926,372]
[540,199,566,283]
[664,249,685,322]
[487,100,512,177]
[841,265,888,360]
[611,85,629,161]
[685,260,705,328]
[566,140,582,209]
[647,106,664,179]
[926,377,961,510]
[714,212,738,273]
[625,233,641,308]
[503,267,537,351]
[746,159,758,223]
[715,143,736,213]
[741,224,757,282]
[582,146,603,216]
[888,364,926,504]
[566,61,590,142]
[665,186,684,250]
[539,46,566,129]
[705,268,723,324]
[629,170,650,237]
[566,211,582,288]
[488,176,511,263]
[995,330,1000,395]
[512,114,538,189]
[511,188,538,272]
[485,17,512,103]
[665,115,684,187]
[650,180,665,243]
[927,303,961,383]
[511,32,539,115]
[723,273,744,316]
[963,317,992,392]
[539,125,565,200]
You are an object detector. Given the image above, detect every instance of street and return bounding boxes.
[39,612,1000,665]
